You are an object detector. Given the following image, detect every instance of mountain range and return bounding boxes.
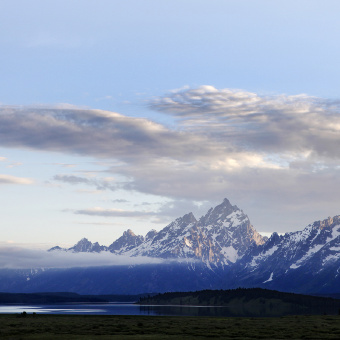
[50,198,266,267]
[1,198,340,295]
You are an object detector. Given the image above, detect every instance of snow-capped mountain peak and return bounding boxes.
[197,199,266,263]
[198,198,239,226]
[120,199,267,265]
[145,229,158,241]
[68,237,106,253]
[108,229,144,254]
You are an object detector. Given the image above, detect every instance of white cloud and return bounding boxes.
[52,163,77,168]
[0,174,33,185]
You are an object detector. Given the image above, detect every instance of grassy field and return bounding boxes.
[1,314,340,339]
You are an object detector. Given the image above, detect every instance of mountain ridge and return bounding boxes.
[13,197,340,295]
[50,198,267,266]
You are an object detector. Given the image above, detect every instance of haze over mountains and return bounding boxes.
[1,198,340,295]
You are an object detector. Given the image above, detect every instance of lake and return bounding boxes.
[0,303,235,317]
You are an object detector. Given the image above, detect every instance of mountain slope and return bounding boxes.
[230,215,340,293]
[0,263,227,294]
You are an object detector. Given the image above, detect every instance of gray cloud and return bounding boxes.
[54,174,119,191]
[54,175,92,185]
[152,199,215,224]
[74,207,157,219]
[113,199,129,203]
[0,106,221,162]
[74,200,215,226]
[112,158,340,233]
[150,85,340,159]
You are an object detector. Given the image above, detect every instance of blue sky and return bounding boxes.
[1,0,340,249]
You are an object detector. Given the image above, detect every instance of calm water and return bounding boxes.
[0,303,234,317]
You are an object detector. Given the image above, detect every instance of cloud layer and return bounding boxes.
[74,207,156,218]
[0,106,218,162]
[0,245,164,269]
[1,86,340,232]
[150,86,340,159]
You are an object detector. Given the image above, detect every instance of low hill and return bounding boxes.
[0,292,149,304]
[138,288,340,317]
[0,292,107,304]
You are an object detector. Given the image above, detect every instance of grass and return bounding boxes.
[0,313,340,339]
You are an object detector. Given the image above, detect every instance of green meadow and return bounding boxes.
[1,314,340,339]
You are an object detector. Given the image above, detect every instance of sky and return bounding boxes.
[1,0,340,251]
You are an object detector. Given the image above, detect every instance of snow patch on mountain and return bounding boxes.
[292,243,325,268]
[250,246,279,268]
[290,263,301,269]
[263,272,274,283]
[220,246,238,263]
[322,253,340,265]
[289,224,340,269]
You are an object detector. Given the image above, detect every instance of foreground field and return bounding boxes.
[1,314,340,339]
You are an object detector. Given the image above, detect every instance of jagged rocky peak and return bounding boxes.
[313,215,340,230]
[124,229,136,237]
[285,215,340,247]
[47,246,64,252]
[150,212,198,241]
[149,213,196,245]
[267,232,281,243]
[181,212,197,224]
[249,227,267,246]
[287,214,338,253]
[131,212,219,263]
[70,237,93,252]
[108,229,144,254]
[172,212,197,229]
[145,229,158,241]
[198,198,242,226]
[91,242,105,253]
[68,237,107,253]
[244,232,281,260]
[196,198,267,262]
